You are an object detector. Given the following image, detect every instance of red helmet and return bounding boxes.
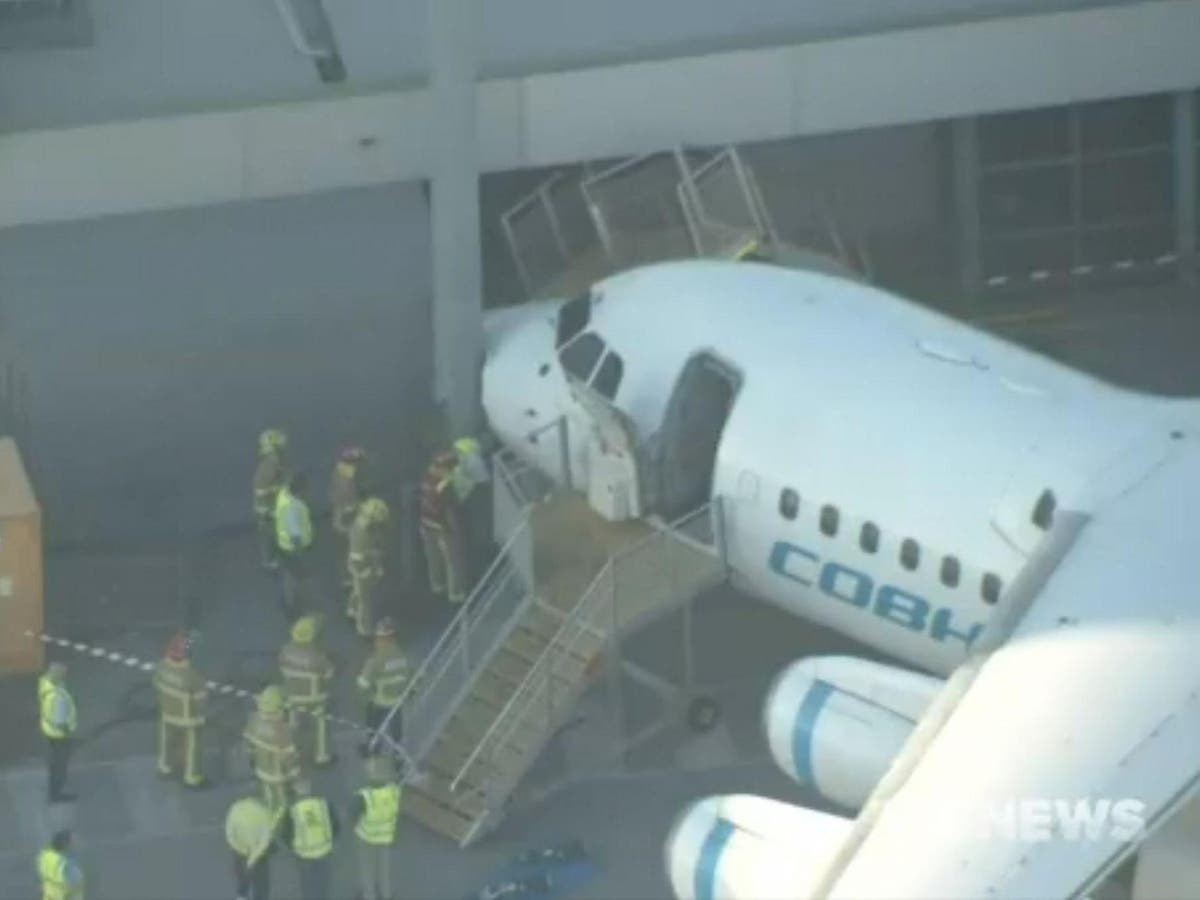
[339,445,365,464]
[165,633,188,662]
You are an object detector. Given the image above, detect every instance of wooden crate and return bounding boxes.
[0,439,42,674]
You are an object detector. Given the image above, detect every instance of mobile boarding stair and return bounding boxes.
[391,450,729,846]
[500,143,865,304]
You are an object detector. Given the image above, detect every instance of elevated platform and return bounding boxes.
[396,485,727,845]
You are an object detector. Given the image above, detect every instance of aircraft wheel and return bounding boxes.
[686,696,721,734]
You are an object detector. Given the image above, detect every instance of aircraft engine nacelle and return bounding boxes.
[764,656,943,811]
[666,794,853,900]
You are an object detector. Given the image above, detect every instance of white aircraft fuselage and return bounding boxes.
[481,260,1196,676]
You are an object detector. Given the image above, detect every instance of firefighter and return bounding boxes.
[356,618,409,756]
[274,472,314,621]
[352,754,402,900]
[253,429,289,570]
[243,685,299,813]
[278,615,335,767]
[280,778,339,900]
[38,662,77,803]
[153,632,208,787]
[330,445,367,606]
[225,795,278,900]
[347,496,389,637]
[419,437,489,604]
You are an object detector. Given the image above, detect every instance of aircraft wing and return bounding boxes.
[822,442,1200,899]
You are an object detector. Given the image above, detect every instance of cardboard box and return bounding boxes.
[0,438,42,674]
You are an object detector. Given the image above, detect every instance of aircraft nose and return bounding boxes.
[481,300,563,454]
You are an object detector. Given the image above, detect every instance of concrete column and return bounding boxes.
[429,0,483,437]
[951,117,982,298]
[1174,91,1197,285]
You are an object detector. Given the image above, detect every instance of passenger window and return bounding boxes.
[558,332,604,382]
[900,539,920,571]
[859,522,879,553]
[591,351,624,400]
[819,505,839,537]
[556,292,591,348]
[940,556,961,588]
[1032,489,1056,530]
[779,489,799,521]
[981,573,1002,605]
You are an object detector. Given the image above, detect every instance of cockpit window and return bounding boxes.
[556,291,591,349]
[591,351,624,400]
[559,331,604,382]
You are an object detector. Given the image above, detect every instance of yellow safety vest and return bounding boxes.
[355,784,401,845]
[290,797,334,859]
[37,848,82,900]
[275,487,312,553]
[38,677,76,740]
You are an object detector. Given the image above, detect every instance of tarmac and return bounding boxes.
[0,256,1197,897]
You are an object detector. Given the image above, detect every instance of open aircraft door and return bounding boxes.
[564,371,644,522]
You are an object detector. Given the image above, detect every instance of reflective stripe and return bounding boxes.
[355,785,401,845]
[291,798,333,859]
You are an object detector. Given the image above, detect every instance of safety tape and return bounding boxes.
[23,630,417,773]
[985,252,1181,288]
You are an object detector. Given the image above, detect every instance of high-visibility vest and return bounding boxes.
[38,677,76,740]
[355,784,401,845]
[279,643,331,705]
[290,797,334,859]
[275,487,312,553]
[38,848,82,900]
[154,660,206,727]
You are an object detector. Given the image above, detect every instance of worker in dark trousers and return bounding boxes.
[38,662,77,803]
[280,778,339,900]
[226,796,279,900]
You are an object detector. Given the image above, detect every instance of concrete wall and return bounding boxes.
[0,0,1142,132]
[4,1,1198,229]
[0,184,432,545]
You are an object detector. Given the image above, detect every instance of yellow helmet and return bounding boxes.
[361,497,390,523]
[453,437,481,459]
[290,615,317,644]
[259,429,287,455]
[257,685,284,714]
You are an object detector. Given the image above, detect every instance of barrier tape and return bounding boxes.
[984,252,1181,288]
[24,629,418,774]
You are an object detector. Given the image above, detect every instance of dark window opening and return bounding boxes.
[820,505,839,537]
[940,556,961,588]
[900,539,920,571]
[556,292,591,349]
[591,351,624,400]
[1032,489,1056,530]
[982,573,1003,605]
[558,331,604,382]
[779,489,799,521]
[860,522,879,553]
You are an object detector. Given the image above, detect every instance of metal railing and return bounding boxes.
[379,509,535,763]
[450,498,729,816]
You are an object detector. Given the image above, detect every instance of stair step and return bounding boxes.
[428,728,529,788]
[404,782,478,844]
[486,648,535,686]
[503,627,552,664]
[417,770,486,818]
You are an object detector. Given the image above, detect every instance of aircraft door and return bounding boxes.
[564,371,643,521]
[657,353,740,521]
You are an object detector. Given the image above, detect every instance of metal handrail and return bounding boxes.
[452,499,726,794]
[451,559,613,792]
[385,509,532,718]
